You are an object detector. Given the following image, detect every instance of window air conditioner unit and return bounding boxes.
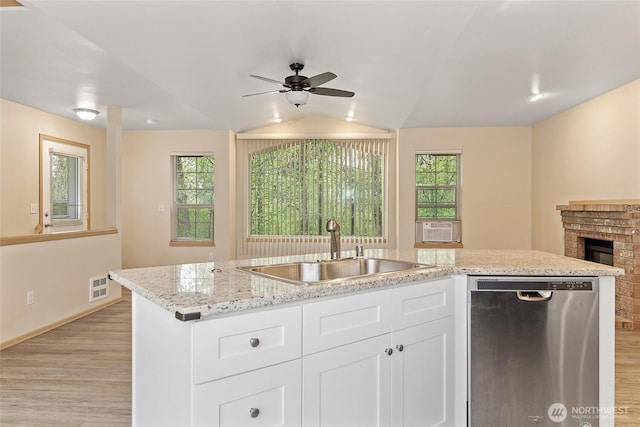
[416,221,461,243]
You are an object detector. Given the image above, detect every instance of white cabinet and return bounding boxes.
[391,317,454,427]
[132,296,302,427]
[303,334,393,427]
[194,305,301,384]
[131,277,456,427]
[302,277,455,427]
[195,359,302,427]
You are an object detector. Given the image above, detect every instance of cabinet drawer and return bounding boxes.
[303,290,392,355]
[194,306,301,384]
[392,277,454,330]
[195,359,301,427]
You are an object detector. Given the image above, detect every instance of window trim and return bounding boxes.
[170,153,215,246]
[415,150,462,221]
[39,134,90,233]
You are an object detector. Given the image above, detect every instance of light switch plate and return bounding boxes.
[30,204,38,214]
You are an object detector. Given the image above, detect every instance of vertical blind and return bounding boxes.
[237,137,390,258]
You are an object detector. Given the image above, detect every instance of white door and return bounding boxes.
[195,360,301,427]
[303,334,393,427]
[391,317,455,427]
[40,137,88,232]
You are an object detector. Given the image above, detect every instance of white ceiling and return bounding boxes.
[1,1,639,132]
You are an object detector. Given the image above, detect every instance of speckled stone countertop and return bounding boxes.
[109,249,623,320]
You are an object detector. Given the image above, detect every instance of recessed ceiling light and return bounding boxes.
[527,93,545,102]
[146,118,159,125]
[73,108,99,120]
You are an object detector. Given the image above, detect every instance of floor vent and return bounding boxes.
[89,275,109,302]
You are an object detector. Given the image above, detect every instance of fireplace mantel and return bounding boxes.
[557,201,640,328]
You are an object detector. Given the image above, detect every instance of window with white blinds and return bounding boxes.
[238,137,390,257]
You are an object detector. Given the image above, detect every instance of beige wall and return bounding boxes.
[121,130,235,267]
[0,234,121,345]
[1,99,108,236]
[397,127,533,250]
[532,79,640,255]
[0,99,121,347]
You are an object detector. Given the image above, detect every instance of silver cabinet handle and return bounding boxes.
[396,344,404,352]
[249,407,260,418]
[249,338,260,348]
[385,348,393,356]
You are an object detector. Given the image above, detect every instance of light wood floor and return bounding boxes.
[0,291,131,426]
[1,289,639,426]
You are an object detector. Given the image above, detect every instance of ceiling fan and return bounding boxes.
[242,63,355,107]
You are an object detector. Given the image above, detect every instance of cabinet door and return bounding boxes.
[195,360,301,427]
[303,334,392,427]
[391,316,455,427]
[392,278,454,330]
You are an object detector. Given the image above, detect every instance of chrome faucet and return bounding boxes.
[326,219,341,259]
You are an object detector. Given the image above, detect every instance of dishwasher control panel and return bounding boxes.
[470,276,599,291]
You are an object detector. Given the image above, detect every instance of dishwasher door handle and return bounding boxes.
[517,291,552,302]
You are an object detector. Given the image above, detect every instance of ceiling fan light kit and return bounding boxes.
[243,62,354,107]
[285,90,309,107]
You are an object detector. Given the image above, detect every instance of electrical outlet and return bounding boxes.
[208,252,214,261]
[26,290,34,305]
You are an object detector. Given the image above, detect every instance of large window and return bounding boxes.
[415,152,460,220]
[172,155,215,243]
[40,135,89,232]
[249,139,387,238]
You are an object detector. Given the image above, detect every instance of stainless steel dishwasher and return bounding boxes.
[468,276,599,426]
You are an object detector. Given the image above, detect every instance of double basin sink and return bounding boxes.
[239,257,433,285]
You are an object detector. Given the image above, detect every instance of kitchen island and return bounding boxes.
[110,249,622,427]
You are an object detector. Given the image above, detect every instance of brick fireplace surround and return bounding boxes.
[557,201,640,329]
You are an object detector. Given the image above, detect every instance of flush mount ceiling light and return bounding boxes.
[73,108,99,120]
[285,90,309,107]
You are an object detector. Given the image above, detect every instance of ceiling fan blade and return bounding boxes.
[308,87,355,97]
[302,72,337,88]
[242,89,287,97]
[250,74,286,86]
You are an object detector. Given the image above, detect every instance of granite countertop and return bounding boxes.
[109,249,623,320]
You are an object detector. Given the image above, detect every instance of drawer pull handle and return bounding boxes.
[249,407,260,418]
[396,344,404,352]
[249,338,260,348]
[385,348,393,356]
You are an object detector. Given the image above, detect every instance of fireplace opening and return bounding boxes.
[584,238,614,266]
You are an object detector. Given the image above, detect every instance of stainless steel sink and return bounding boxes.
[238,257,433,285]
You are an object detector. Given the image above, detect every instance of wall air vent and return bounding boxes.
[89,275,109,302]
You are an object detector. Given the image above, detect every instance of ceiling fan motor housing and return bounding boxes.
[285,74,308,91]
[286,63,307,91]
